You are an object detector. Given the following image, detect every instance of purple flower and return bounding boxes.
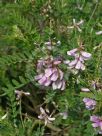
[83,98,96,110]
[66,47,91,73]
[35,57,66,90]
[67,48,78,56]
[81,51,92,60]
[90,115,102,134]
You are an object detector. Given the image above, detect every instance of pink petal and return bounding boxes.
[81,51,91,59]
[51,72,58,81]
[79,56,84,62]
[53,60,61,65]
[45,68,53,77]
[92,123,99,128]
[68,60,77,67]
[38,76,46,85]
[77,20,84,25]
[44,79,51,86]
[57,81,62,89]
[99,122,102,130]
[35,74,43,80]
[81,63,85,70]
[48,117,55,121]
[90,116,99,122]
[67,48,78,56]
[64,60,70,64]
[75,61,82,69]
[75,53,80,58]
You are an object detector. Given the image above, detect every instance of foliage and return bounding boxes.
[0,0,102,136]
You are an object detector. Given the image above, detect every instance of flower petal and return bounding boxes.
[61,80,66,90]
[75,61,81,69]
[81,51,91,59]
[44,79,51,86]
[53,60,61,65]
[81,88,90,92]
[68,60,77,67]
[51,72,58,81]
[40,107,46,114]
[90,115,99,122]
[38,76,46,85]
[35,74,43,80]
[45,68,53,77]
[81,63,85,70]
[52,82,57,90]
[67,48,78,56]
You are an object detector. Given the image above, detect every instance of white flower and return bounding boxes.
[15,90,30,100]
[81,88,90,92]
[38,107,55,126]
[67,19,84,32]
[96,31,102,35]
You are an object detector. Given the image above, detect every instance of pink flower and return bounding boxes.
[35,57,66,90]
[83,98,96,110]
[52,79,65,90]
[67,48,78,56]
[90,115,102,134]
[66,47,91,73]
[38,107,55,125]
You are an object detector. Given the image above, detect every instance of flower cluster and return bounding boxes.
[66,46,91,73]
[38,107,55,126]
[83,98,96,110]
[90,115,102,134]
[82,87,96,111]
[35,57,65,90]
[81,84,102,134]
